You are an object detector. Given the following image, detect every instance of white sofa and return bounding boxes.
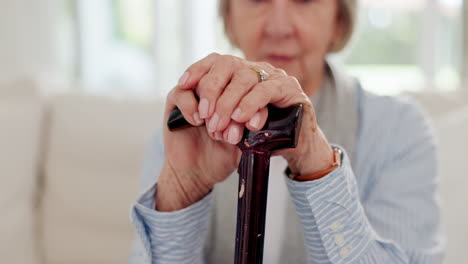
[0,80,163,264]
[0,80,467,264]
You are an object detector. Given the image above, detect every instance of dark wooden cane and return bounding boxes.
[168,104,304,264]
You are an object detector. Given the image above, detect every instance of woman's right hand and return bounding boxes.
[155,83,243,212]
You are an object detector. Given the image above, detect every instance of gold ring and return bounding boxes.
[250,66,268,83]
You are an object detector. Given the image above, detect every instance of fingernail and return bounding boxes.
[178,71,189,86]
[193,112,203,125]
[215,131,223,141]
[249,112,261,129]
[231,108,242,121]
[228,125,239,144]
[199,98,209,118]
[208,113,219,132]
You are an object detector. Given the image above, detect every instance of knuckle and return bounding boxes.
[274,68,287,76]
[208,52,220,59]
[167,88,176,100]
[258,61,274,71]
[231,55,245,68]
[188,58,206,72]
[286,76,301,90]
[221,55,239,68]
[219,55,231,64]
[301,93,310,102]
[225,54,238,62]
[169,90,185,105]
[287,75,299,84]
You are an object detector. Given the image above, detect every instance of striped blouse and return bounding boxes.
[129,87,445,263]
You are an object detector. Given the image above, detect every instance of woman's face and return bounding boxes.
[228,0,341,88]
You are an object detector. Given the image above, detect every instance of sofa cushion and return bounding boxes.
[0,80,42,264]
[41,93,163,264]
[406,90,468,120]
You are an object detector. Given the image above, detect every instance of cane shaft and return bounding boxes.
[234,151,271,264]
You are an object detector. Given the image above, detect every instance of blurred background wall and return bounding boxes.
[0,0,63,81]
[0,0,465,95]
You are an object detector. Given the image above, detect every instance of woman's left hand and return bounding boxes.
[178,53,334,177]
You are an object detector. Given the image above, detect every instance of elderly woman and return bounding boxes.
[130,0,445,263]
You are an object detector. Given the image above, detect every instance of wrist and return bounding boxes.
[287,146,342,182]
[155,162,213,212]
[285,137,334,176]
[281,123,333,175]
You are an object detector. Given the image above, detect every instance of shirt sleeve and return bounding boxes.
[286,148,410,263]
[128,130,213,264]
[286,102,445,263]
[130,183,214,264]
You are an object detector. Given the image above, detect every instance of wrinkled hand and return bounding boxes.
[157,53,333,212]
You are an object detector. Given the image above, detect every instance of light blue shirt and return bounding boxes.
[129,87,445,263]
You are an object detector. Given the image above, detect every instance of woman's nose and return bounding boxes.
[264,3,294,39]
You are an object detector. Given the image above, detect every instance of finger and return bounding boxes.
[205,117,217,140]
[214,131,224,141]
[178,52,221,90]
[197,55,241,120]
[231,76,308,123]
[245,107,268,131]
[166,88,204,127]
[222,121,244,145]
[211,68,258,132]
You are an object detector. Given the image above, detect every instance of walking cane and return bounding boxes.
[168,104,304,264]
